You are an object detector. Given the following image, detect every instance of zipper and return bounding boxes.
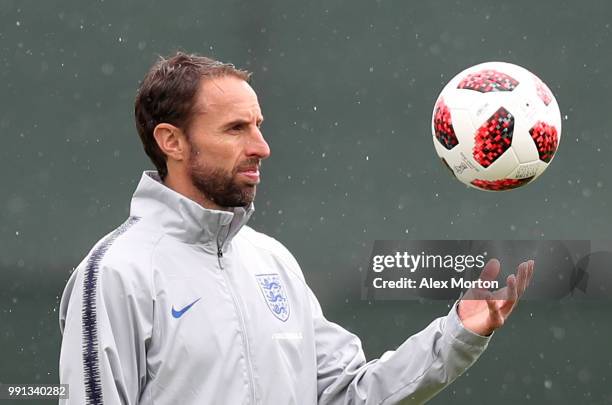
[217,246,224,269]
[216,222,232,269]
[216,235,257,403]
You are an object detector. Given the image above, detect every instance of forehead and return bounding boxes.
[195,75,261,119]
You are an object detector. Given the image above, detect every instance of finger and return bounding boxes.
[500,273,518,313]
[486,298,504,327]
[507,274,518,301]
[526,260,535,287]
[479,258,501,282]
[516,262,528,297]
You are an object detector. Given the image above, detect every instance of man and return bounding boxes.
[59,52,534,404]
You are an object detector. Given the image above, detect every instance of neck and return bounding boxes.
[162,172,231,212]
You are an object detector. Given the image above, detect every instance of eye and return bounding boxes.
[229,123,246,132]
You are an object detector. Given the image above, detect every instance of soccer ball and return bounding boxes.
[431,61,561,191]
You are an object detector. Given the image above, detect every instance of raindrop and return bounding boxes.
[101,63,114,76]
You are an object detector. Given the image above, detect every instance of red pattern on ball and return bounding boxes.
[457,69,519,93]
[473,107,514,168]
[471,177,534,191]
[534,76,553,106]
[433,98,459,150]
[530,121,558,163]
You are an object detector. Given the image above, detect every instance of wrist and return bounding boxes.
[456,301,494,337]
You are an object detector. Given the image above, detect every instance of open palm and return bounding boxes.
[458,258,534,336]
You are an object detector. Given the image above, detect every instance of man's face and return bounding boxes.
[185,75,270,208]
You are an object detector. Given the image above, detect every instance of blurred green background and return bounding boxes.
[1,0,611,403]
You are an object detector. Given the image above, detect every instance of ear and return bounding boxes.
[153,123,188,162]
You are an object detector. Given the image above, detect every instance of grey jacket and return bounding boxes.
[59,171,491,405]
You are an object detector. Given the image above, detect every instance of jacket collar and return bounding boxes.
[129,171,254,247]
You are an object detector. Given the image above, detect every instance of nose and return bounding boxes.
[246,127,271,160]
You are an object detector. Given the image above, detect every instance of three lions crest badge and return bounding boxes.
[255,273,290,322]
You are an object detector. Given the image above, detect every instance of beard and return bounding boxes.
[187,147,258,208]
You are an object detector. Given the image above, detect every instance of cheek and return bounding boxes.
[191,138,242,171]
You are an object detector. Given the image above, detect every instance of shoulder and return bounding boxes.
[236,226,305,283]
[61,216,162,323]
[75,216,165,291]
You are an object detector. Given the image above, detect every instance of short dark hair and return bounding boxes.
[134,51,251,179]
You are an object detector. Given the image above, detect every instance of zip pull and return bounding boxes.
[217,246,224,269]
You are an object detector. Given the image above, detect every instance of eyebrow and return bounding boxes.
[222,116,264,129]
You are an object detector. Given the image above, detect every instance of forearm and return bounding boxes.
[318,303,491,405]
